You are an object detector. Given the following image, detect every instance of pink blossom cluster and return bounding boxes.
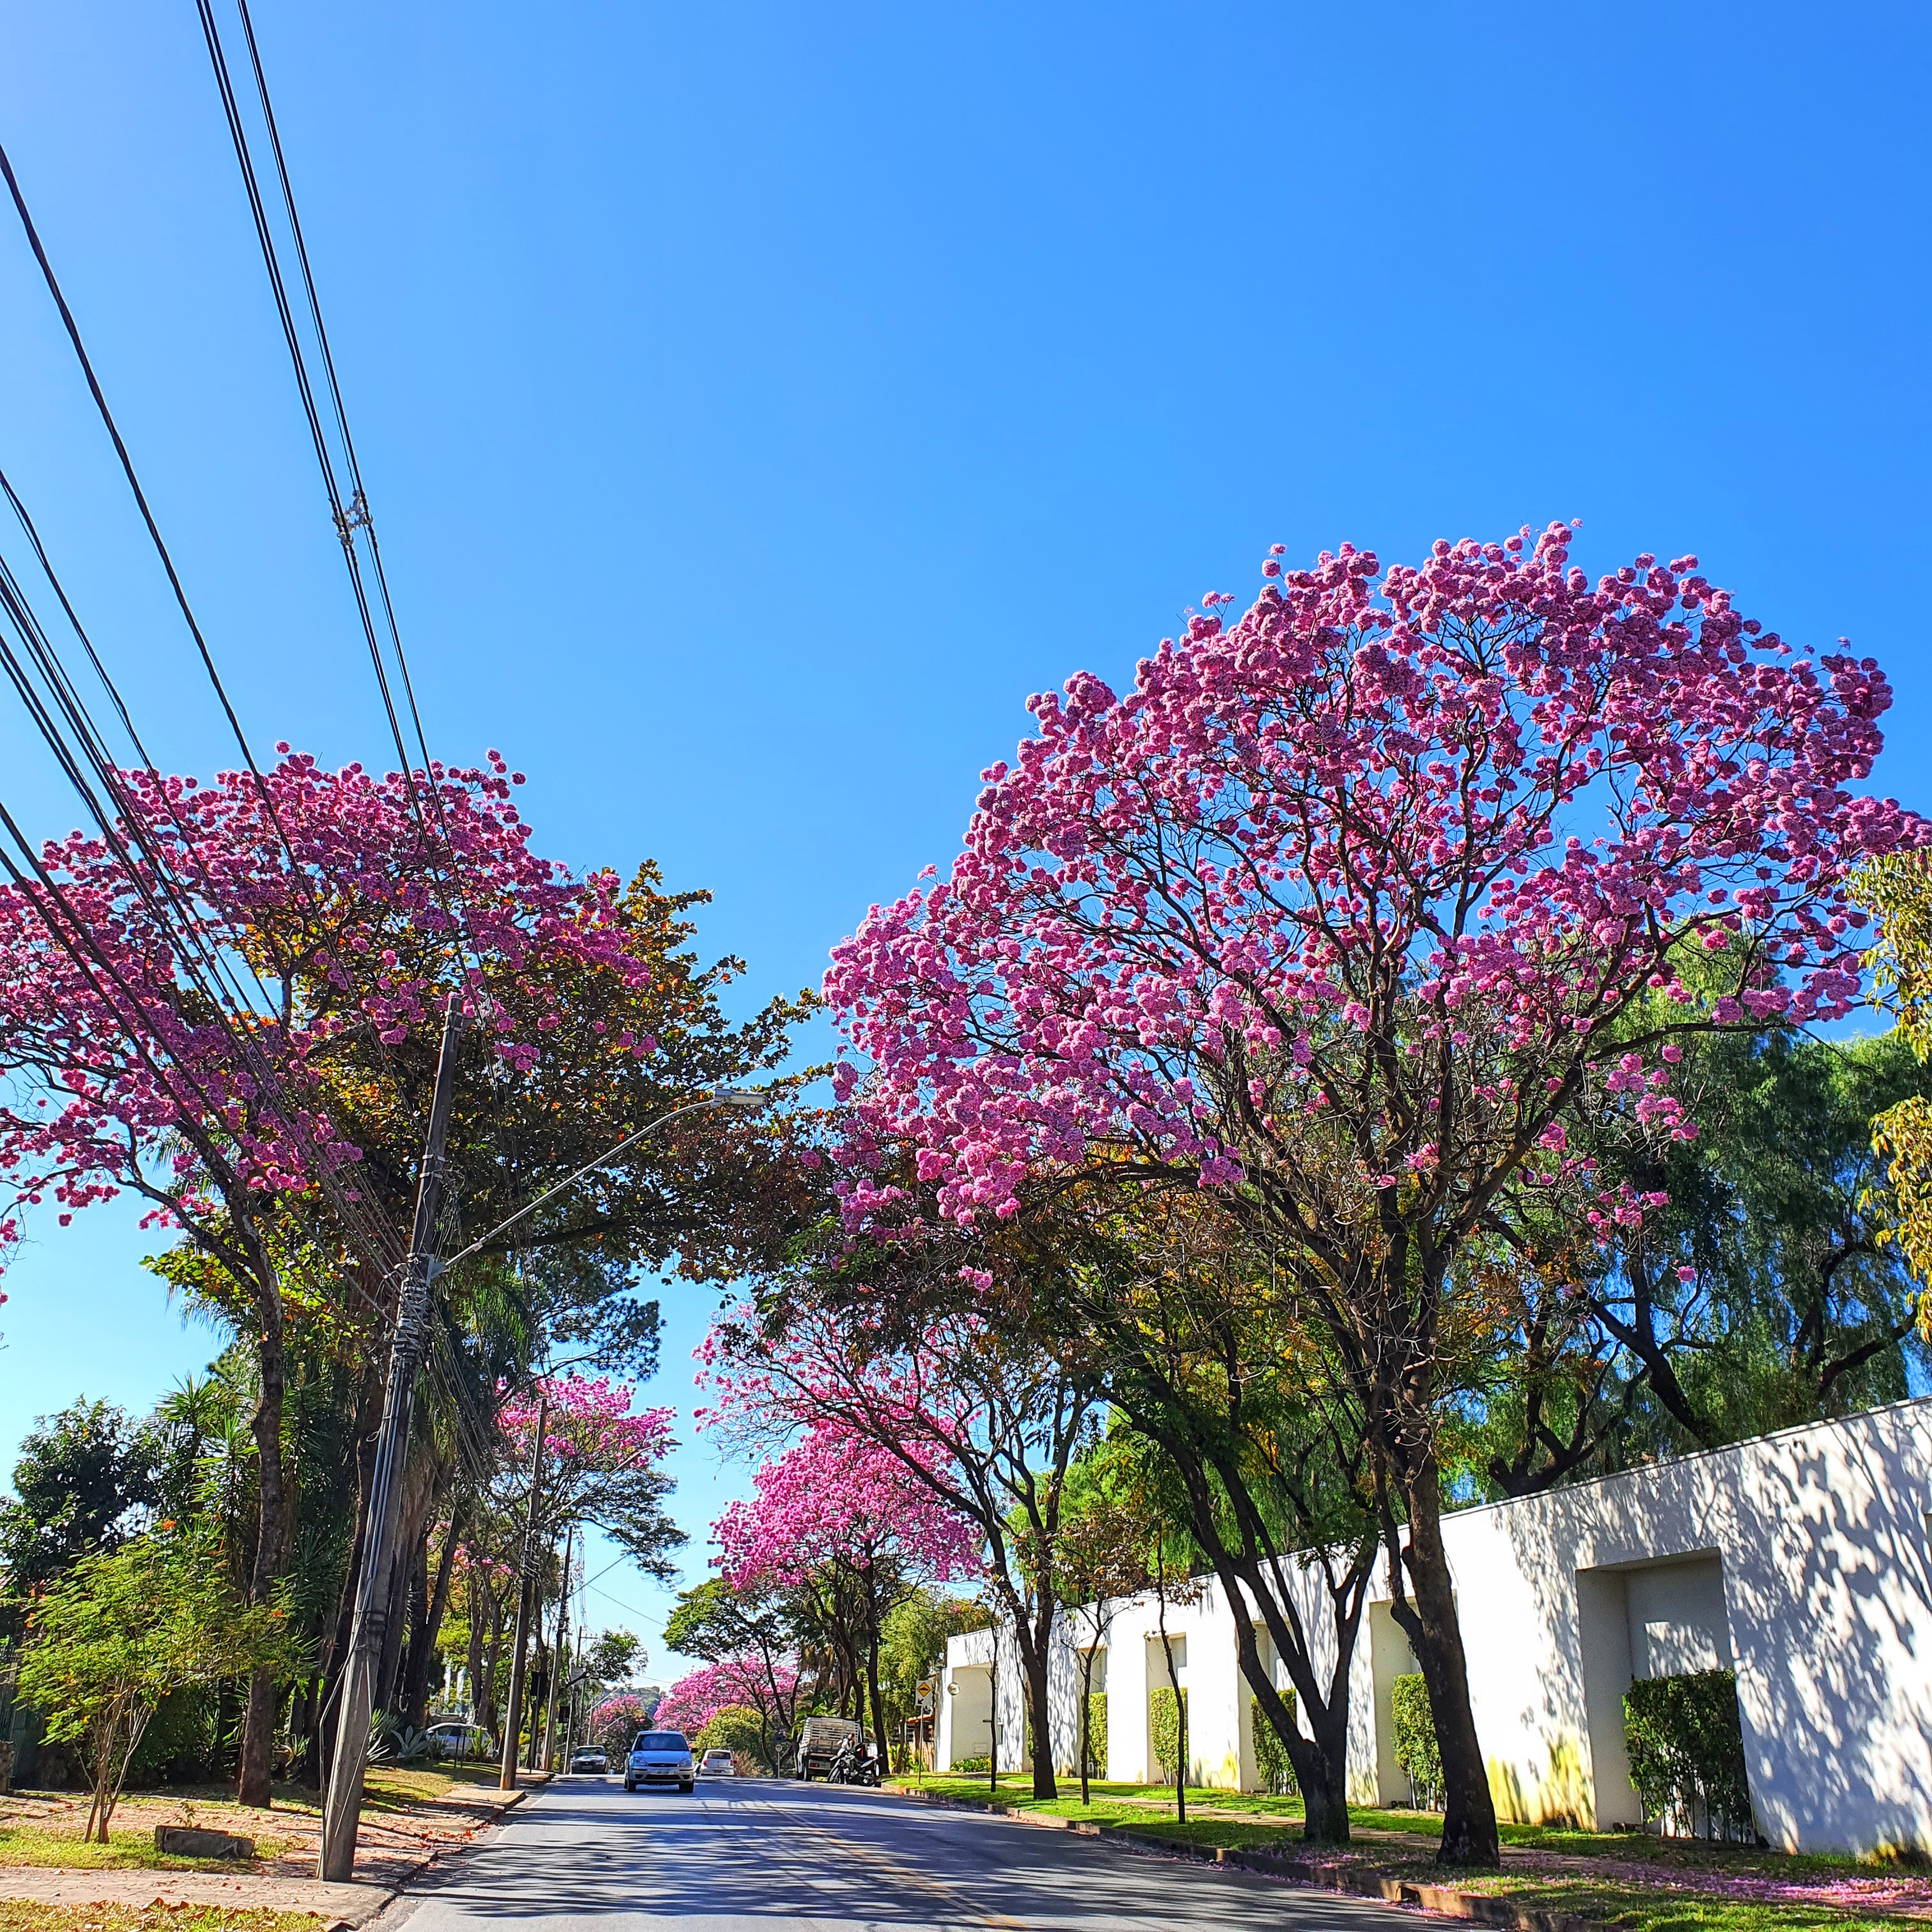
[712,1420,979,1591]
[822,528,1924,1236]
[0,747,664,1251]
[498,1374,673,1473]
[654,1658,796,1735]
[588,1691,654,1747]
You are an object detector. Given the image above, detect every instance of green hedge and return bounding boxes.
[953,1754,990,1774]
[1250,1691,1299,1795]
[1149,1685,1188,1782]
[1390,1673,1442,1807]
[1623,1669,1754,1840]
[1082,1692,1107,1777]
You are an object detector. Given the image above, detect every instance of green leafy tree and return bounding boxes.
[0,1401,158,1634]
[1458,1018,1932,1500]
[14,1526,301,1841]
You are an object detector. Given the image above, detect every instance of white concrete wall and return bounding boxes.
[939,1397,1932,1855]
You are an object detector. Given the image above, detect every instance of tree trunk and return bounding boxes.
[1018,1629,1056,1800]
[1227,1601,1352,1842]
[466,1575,489,1731]
[237,1259,288,1808]
[1076,1639,1099,1807]
[373,1525,418,1719]
[478,1581,505,1742]
[406,1516,461,1729]
[1155,1586,1184,1825]
[1385,1457,1499,1868]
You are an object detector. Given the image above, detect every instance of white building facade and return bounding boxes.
[937,1397,1932,1856]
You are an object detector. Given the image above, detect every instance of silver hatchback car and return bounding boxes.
[624,1728,694,1793]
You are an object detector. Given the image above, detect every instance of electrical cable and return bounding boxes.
[194,0,498,1017]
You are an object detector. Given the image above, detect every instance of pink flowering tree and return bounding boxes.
[499,1376,681,1575]
[714,1422,977,1767]
[655,1657,800,1747]
[589,1690,654,1756]
[703,1278,1094,1799]
[0,748,801,1804]
[823,527,1922,1864]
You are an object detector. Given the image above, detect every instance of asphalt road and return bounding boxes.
[379,1774,1421,1931]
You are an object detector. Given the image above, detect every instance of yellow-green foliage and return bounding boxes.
[695,1704,769,1768]
[1082,1692,1107,1776]
[1390,1673,1441,1802]
[1149,1685,1188,1782]
[1250,1692,1299,1795]
[1860,852,1932,1322]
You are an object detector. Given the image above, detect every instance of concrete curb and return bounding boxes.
[885,1786,1613,1932]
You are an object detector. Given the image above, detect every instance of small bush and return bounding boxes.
[1081,1692,1107,1777]
[1390,1673,1442,1809]
[1149,1685,1188,1783]
[952,1754,990,1774]
[1623,1669,1753,1841]
[1250,1692,1299,1796]
[126,1687,217,1786]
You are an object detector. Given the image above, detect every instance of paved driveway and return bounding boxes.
[379,1774,1420,1931]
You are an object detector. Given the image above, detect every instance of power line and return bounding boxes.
[0,140,304,874]
[193,0,494,1016]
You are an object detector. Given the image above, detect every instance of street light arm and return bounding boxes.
[438,1090,764,1275]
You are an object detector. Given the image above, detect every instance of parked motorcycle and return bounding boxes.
[825,1735,881,1786]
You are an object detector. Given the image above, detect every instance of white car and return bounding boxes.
[624,1728,695,1793]
[699,1748,736,1777]
[571,1746,609,1773]
[426,1721,493,1761]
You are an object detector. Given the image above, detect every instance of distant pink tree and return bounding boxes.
[656,1657,799,1740]
[702,1291,1091,1798]
[821,527,1922,1864]
[589,1691,654,1755]
[499,1376,680,1574]
[712,1422,976,1767]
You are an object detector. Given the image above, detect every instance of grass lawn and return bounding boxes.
[0,1761,502,1874]
[0,1908,325,1932]
[888,1775,1932,1929]
[0,1820,276,1874]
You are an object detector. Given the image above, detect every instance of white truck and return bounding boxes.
[793,1715,864,1780]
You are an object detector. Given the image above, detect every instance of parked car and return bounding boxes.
[624,1729,695,1793]
[699,1748,736,1777]
[571,1746,609,1773]
[425,1721,493,1762]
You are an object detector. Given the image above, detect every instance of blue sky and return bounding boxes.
[1,1,1927,1677]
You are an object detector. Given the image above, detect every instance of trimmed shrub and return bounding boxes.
[1082,1692,1107,1777]
[1623,1669,1753,1841]
[1390,1673,1442,1809]
[1149,1685,1188,1783]
[1250,1691,1299,1796]
[952,1754,990,1774]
